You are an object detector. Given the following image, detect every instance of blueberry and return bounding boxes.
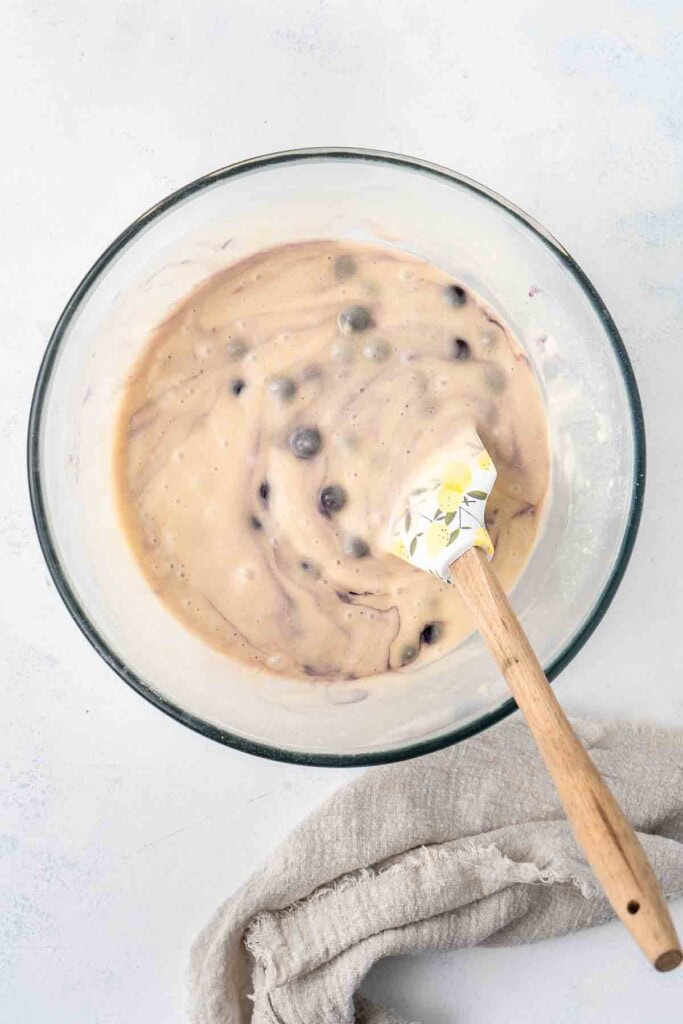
[259,480,270,504]
[269,376,298,400]
[226,337,249,360]
[448,337,471,361]
[343,535,370,558]
[401,644,419,665]
[230,378,246,395]
[300,560,322,580]
[319,484,347,516]
[288,426,322,459]
[338,305,372,334]
[444,284,467,307]
[334,255,357,280]
[420,621,443,645]
[362,338,390,362]
[250,515,263,530]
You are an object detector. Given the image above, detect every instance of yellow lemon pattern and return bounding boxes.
[425,521,451,556]
[436,461,473,512]
[390,538,409,562]
[443,461,473,491]
[388,445,497,581]
[473,526,494,557]
[436,485,462,513]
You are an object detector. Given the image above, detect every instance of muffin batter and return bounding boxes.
[115,240,549,680]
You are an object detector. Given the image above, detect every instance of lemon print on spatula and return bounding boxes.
[436,461,473,512]
[386,428,496,581]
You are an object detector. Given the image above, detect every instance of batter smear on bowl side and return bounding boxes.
[114,240,550,680]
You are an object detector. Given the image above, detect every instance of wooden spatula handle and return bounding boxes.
[451,547,682,971]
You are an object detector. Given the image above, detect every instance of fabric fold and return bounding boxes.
[189,719,683,1024]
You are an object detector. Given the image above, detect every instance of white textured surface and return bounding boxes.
[2,1,682,1021]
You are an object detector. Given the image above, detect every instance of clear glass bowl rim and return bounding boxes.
[27,146,646,767]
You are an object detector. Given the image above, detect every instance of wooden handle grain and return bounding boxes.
[450,547,681,971]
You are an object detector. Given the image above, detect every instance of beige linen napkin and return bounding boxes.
[190,719,683,1023]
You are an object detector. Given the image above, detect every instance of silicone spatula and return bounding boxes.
[386,426,681,971]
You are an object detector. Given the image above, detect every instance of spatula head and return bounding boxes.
[386,428,497,582]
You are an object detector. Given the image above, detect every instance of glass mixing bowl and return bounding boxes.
[28,148,644,766]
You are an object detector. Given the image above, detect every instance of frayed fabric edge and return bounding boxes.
[244,840,600,985]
